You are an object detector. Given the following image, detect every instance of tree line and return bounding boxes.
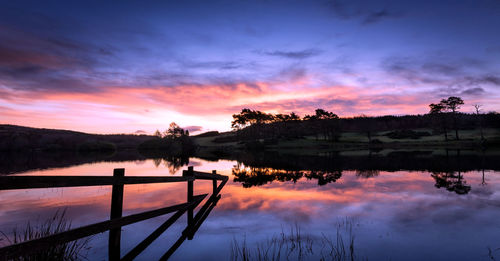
[140,122,195,154]
[229,96,499,142]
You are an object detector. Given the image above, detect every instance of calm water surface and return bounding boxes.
[0,156,499,260]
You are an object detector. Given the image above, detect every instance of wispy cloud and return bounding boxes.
[381,55,499,98]
[327,0,402,25]
[258,49,322,59]
[460,87,485,96]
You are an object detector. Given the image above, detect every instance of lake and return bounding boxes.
[0,150,499,260]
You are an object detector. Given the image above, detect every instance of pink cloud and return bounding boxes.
[0,75,495,133]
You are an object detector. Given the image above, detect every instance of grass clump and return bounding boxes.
[0,209,91,261]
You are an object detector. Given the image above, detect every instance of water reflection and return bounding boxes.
[232,164,343,187]
[233,165,475,195]
[223,150,500,174]
[0,149,499,260]
[431,171,471,194]
[2,149,500,177]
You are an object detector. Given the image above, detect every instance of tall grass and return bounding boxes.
[231,219,364,261]
[0,209,91,261]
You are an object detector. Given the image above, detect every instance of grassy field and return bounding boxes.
[194,132,242,147]
[194,128,500,156]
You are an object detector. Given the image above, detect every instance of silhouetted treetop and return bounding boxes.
[231,109,275,130]
[165,122,187,138]
[442,96,464,113]
[304,109,339,121]
[429,103,446,114]
[429,96,464,114]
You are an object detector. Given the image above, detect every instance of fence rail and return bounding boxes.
[0,166,228,261]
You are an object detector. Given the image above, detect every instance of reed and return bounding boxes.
[0,209,91,261]
[230,220,363,261]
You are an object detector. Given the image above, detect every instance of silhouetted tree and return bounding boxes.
[154,129,162,138]
[165,122,185,139]
[442,96,464,140]
[274,114,287,122]
[429,97,464,141]
[356,115,374,143]
[273,112,301,122]
[314,109,338,120]
[302,109,341,141]
[429,102,449,141]
[289,112,300,121]
[315,109,340,141]
[231,109,274,132]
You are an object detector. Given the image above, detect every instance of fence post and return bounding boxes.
[109,168,124,260]
[212,170,217,196]
[185,166,194,239]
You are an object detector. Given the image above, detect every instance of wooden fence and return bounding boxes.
[0,166,228,260]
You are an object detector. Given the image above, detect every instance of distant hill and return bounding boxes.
[0,124,154,152]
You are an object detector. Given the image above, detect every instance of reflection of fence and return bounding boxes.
[0,166,228,260]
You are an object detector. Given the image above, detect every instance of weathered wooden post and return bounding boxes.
[185,166,194,239]
[212,170,217,196]
[109,168,124,261]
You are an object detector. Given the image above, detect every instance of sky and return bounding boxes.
[1,0,499,134]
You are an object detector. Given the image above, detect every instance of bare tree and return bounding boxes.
[473,104,484,141]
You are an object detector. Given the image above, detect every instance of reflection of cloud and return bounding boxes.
[2,158,500,260]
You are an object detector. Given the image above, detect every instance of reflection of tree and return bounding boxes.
[153,158,162,167]
[164,155,189,174]
[305,170,342,185]
[431,171,471,195]
[355,170,380,179]
[151,156,189,174]
[480,169,487,186]
[431,149,471,195]
[480,150,487,186]
[232,164,342,187]
[232,166,303,188]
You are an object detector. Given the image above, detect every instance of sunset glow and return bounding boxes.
[1,1,500,134]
